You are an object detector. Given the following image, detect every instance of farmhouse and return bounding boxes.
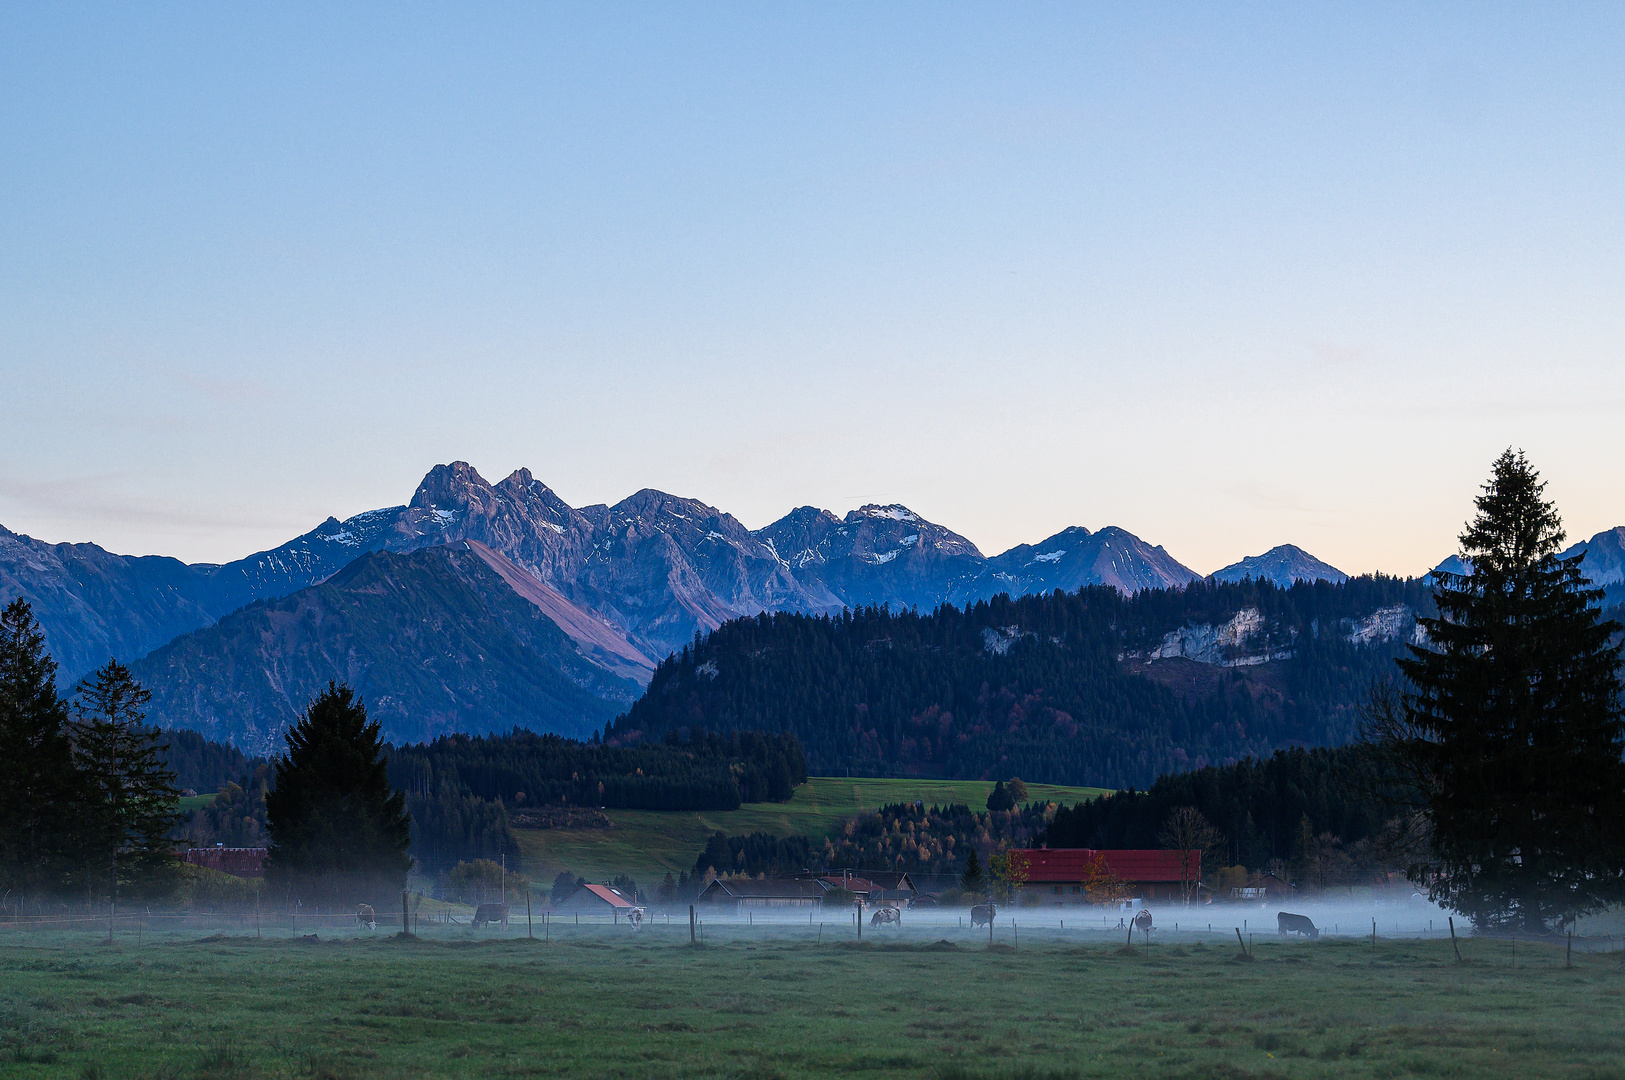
[1013,848,1201,904]
[180,846,267,878]
[695,878,826,909]
[555,883,637,913]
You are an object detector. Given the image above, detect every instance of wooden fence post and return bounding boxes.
[402,891,410,936]
[1448,916,1462,963]
[526,889,533,940]
[689,905,696,945]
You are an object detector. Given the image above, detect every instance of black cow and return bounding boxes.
[1277,911,1319,939]
[970,903,997,928]
[473,903,509,928]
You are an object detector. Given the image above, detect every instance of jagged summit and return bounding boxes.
[1211,545,1347,587]
[974,524,1199,599]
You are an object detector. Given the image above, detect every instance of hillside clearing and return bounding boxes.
[512,776,1111,884]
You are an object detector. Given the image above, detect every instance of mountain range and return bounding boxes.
[5,461,1622,753]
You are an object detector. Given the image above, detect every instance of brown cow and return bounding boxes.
[869,906,901,927]
[473,903,509,928]
[356,904,376,930]
[970,903,997,928]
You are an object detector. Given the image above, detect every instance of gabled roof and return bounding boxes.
[569,883,635,908]
[1013,848,1199,884]
[698,878,826,900]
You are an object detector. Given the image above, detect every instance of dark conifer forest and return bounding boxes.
[1039,745,1405,869]
[610,577,1434,788]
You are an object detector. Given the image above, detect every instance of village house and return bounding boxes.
[1013,848,1201,905]
[555,883,638,913]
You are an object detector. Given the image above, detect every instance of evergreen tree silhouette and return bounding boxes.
[0,599,75,893]
[70,661,180,905]
[266,683,412,906]
[1396,451,1625,931]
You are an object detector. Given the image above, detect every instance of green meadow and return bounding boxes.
[512,776,1112,884]
[2,919,1622,1079]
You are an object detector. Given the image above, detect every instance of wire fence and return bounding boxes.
[2,905,1622,963]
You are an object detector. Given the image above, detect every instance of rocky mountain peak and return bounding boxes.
[410,461,493,511]
[1211,544,1347,588]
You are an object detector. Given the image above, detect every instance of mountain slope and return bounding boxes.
[756,504,985,610]
[0,525,219,681]
[1211,544,1347,587]
[610,576,1435,788]
[131,544,641,754]
[968,525,1202,600]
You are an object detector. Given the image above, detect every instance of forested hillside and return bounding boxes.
[132,545,642,753]
[1039,745,1409,871]
[610,577,1433,788]
[388,728,807,872]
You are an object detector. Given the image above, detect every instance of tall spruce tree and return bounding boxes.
[0,598,75,894]
[265,683,412,904]
[70,662,181,906]
[1395,451,1625,931]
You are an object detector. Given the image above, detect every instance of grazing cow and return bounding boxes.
[1133,909,1153,934]
[1277,911,1319,939]
[870,906,901,927]
[356,904,376,930]
[970,903,997,928]
[472,903,509,929]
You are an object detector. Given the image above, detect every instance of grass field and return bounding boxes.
[512,777,1112,885]
[175,795,217,814]
[2,918,1622,1079]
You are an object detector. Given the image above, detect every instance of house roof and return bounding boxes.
[1012,848,1200,884]
[698,878,826,900]
[569,883,635,908]
[799,869,917,892]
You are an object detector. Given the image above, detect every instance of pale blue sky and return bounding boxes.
[3,4,1623,575]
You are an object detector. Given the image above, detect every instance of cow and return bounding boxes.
[628,907,645,931]
[870,906,901,927]
[1133,909,1153,934]
[356,904,376,931]
[472,903,509,929]
[970,903,997,929]
[1277,911,1319,939]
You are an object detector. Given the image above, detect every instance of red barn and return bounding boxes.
[1011,848,1200,904]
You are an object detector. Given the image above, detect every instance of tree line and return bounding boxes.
[0,599,181,909]
[388,727,808,873]
[608,576,1434,788]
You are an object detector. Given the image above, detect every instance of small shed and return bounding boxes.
[180,846,267,879]
[555,883,637,913]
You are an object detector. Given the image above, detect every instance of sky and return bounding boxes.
[3,4,1624,577]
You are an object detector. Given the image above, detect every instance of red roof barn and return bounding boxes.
[1011,848,1200,904]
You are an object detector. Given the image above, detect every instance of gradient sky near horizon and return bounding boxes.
[4,4,1624,576]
